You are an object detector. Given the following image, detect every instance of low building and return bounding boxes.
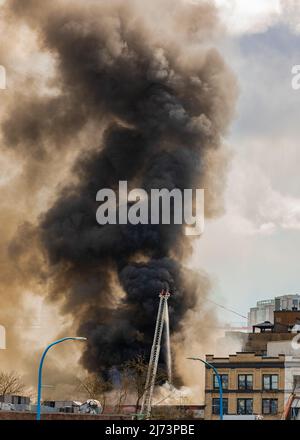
[205,308,300,420]
[243,310,300,355]
[43,400,82,413]
[204,353,285,420]
[0,395,31,411]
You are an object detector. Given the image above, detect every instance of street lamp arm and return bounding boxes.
[187,356,223,420]
[37,337,87,421]
[40,337,87,359]
[187,357,221,376]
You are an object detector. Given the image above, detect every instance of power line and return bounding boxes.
[204,298,248,320]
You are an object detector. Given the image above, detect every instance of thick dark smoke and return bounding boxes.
[3,0,237,378]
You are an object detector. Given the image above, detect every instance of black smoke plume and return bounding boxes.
[3,0,237,377]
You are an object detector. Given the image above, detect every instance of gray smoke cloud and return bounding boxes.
[1,0,237,380]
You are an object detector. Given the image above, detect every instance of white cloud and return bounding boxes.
[225,155,300,236]
[189,0,300,35]
[214,0,281,35]
[281,0,300,33]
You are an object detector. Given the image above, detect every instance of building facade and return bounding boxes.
[0,395,31,412]
[204,353,285,420]
[243,310,300,355]
[43,400,82,413]
[248,295,300,328]
[275,294,300,312]
[248,299,275,328]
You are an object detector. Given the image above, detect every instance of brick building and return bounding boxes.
[243,310,300,354]
[204,353,285,420]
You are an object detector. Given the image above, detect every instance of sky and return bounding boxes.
[0,0,299,395]
[191,0,300,323]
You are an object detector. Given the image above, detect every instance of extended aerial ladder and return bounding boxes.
[282,385,300,420]
[282,392,296,420]
[140,289,171,419]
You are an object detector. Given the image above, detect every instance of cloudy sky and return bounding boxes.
[192,0,300,323]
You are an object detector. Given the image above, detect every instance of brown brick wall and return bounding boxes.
[204,353,285,420]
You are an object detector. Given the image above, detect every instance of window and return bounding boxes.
[213,374,228,390]
[262,399,278,415]
[263,374,278,390]
[293,375,300,390]
[237,398,253,415]
[238,374,253,390]
[212,398,228,415]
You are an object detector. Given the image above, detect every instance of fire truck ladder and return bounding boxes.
[282,392,296,420]
[281,384,300,420]
[140,289,171,419]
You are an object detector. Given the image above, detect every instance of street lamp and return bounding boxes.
[37,337,87,420]
[187,357,223,420]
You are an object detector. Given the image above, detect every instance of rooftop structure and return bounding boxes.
[248,294,300,328]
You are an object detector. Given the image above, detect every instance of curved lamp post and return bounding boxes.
[37,337,87,420]
[187,357,223,420]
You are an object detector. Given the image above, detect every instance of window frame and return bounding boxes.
[238,374,253,390]
[262,374,279,391]
[262,398,278,415]
[213,374,229,390]
[237,398,253,415]
[212,398,229,415]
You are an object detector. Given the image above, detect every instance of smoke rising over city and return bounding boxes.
[0,0,237,383]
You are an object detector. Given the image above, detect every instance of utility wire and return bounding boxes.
[204,298,248,320]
